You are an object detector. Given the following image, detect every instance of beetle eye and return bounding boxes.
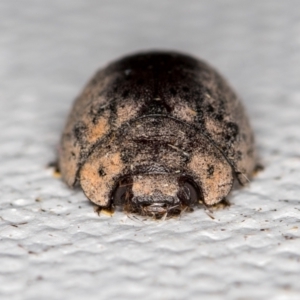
[112,177,133,205]
[177,177,201,206]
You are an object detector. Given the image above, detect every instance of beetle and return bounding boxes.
[58,51,256,218]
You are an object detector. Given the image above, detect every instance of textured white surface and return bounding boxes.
[1,1,300,299]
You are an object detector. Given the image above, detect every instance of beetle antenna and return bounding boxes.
[236,171,250,185]
[201,201,215,219]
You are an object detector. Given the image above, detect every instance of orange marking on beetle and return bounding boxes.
[114,101,140,128]
[188,152,233,205]
[172,102,197,122]
[80,151,124,206]
[86,112,110,144]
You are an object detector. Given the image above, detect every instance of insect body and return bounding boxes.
[59,51,256,217]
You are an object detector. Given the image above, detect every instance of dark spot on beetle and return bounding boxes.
[225,134,231,142]
[90,103,108,124]
[222,146,228,152]
[226,122,239,140]
[124,72,132,80]
[121,89,129,98]
[195,112,205,128]
[99,168,106,177]
[182,156,190,163]
[206,105,214,113]
[207,165,214,177]
[195,109,203,119]
[71,152,76,157]
[182,86,190,93]
[236,151,242,160]
[120,153,129,163]
[73,122,87,141]
[163,101,173,113]
[134,91,141,99]
[137,79,144,86]
[108,102,117,115]
[97,105,106,114]
[215,114,223,121]
[169,87,177,97]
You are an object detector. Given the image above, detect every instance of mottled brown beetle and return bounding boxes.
[59,51,256,218]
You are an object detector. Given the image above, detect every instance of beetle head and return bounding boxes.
[112,173,201,218]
